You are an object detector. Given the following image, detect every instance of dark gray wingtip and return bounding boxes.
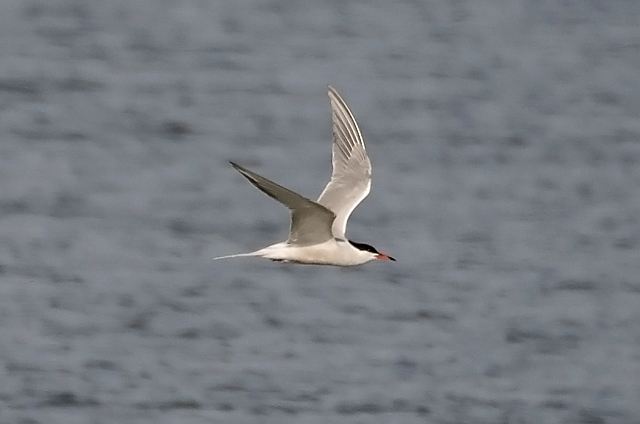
[229,161,250,176]
[327,85,341,99]
[229,162,258,186]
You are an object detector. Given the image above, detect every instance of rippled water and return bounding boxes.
[1,1,640,423]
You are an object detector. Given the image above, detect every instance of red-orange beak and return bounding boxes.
[375,252,396,261]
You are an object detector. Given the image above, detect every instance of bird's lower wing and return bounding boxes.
[230,162,336,245]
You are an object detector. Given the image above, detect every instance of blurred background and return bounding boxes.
[1,0,640,423]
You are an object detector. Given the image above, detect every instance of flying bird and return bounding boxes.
[214,86,395,266]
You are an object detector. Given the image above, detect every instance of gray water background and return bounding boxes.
[1,0,640,423]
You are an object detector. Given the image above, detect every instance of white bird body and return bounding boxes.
[215,239,378,266]
[214,86,394,266]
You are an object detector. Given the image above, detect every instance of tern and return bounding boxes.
[214,86,395,266]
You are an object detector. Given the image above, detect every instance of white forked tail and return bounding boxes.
[212,251,260,261]
[213,243,285,262]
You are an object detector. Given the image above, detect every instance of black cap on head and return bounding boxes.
[349,240,396,261]
[349,240,379,254]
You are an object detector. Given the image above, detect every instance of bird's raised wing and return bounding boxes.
[316,86,372,239]
[230,162,336,246]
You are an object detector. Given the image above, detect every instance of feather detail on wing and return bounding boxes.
[230,162,336,245]
[316,86,372,239]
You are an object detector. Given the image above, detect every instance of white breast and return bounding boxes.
[258,239,374,266]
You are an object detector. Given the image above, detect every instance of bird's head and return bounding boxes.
[349,240,396,262]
